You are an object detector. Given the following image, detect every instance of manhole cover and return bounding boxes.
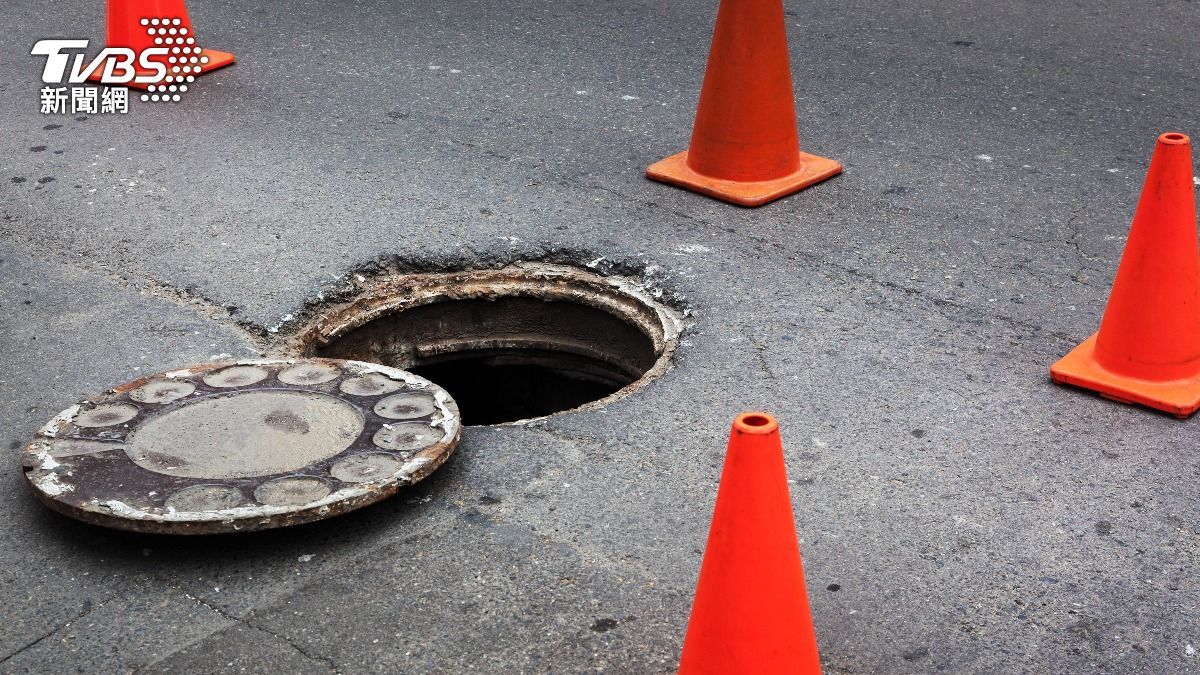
[20,358,461,534]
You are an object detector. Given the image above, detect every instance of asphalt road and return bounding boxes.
[2,0,1199,672]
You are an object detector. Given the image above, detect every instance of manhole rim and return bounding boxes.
[283,263,688,424]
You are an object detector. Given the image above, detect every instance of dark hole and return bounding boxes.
[313,294,662,425]
[742,414,771,427]
[408,349,632,425]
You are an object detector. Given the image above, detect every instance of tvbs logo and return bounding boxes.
[32,40,169,86]
[31,15,204,95]
[32,17,204,109]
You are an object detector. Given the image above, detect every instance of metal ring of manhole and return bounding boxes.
[20,358,461,534]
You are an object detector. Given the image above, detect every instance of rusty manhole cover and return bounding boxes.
[21,358,461,534]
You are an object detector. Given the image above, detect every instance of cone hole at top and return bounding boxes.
[740,414,772,427]
[287,264,686,426]
[734,412,778,434]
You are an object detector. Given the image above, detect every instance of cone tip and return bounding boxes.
[733,411,778,435]
[1159,132,1190,146]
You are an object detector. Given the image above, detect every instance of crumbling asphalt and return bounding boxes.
[1,0,1199,672]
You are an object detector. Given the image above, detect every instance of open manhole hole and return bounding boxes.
[288,264,686,425]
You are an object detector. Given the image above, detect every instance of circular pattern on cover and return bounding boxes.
[21,359,460,534]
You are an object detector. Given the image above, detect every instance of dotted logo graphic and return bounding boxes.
[137,17,208,103]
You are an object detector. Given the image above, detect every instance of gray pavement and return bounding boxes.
[2,0,1199,672]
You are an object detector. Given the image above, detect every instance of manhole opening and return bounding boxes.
[289,264,684,425]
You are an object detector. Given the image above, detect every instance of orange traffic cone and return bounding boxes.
[89,0,234,90]
[678,412,821,674]
[1051,132,1200,418]
[646,0,841,207]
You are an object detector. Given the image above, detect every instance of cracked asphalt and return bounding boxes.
[2,0,1199,672]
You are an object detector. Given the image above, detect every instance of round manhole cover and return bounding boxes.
[20,358,461,534]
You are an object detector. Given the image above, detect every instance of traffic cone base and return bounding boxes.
[1051,334,1200,418]
[647,149,842,207]
[87,48,234,90]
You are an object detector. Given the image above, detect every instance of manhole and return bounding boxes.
[289,264,685,425]
[21,358,460,534]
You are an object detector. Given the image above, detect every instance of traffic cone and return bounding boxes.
[89,0,234,90]
[1051,132,1200,418]
[678,412,821,674]
[646,0,841,207]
